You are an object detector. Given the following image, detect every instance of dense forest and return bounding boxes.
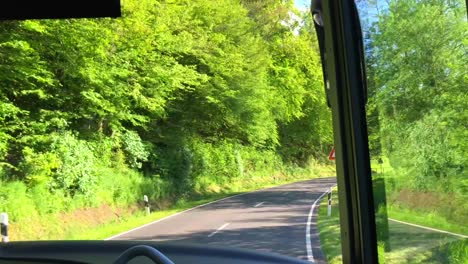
[0,0,332,222]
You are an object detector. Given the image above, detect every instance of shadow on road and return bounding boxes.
[117,177,337,261]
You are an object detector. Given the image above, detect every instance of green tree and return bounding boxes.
[369,0,467,189]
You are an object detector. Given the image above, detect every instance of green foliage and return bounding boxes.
[390,111,466,191]
[0,0,330,230]
[445,240,468,264]
[0,181,37,221]
[366,0,467,196]
[97,167,151,206]
[120,131,149,169]
[48,132,98,199]
[373,178,390,251]
[19,147,59,186]
[150,137,286,195]
[360,2,467,262]
[28,184,66,215]
[377,242,387,264]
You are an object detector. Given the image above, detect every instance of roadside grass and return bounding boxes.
[317,157,467,263]
[383,221,465,264]
[317,186,342,264]
[74,169,335,240]
[370,174,467,236]
[70,193,232,240]
[9,164,335,241]
[317,188,467,264]
[388,206,468,236]
[431,239,468,264]
[370,157,467,236]
[370,156,394,176]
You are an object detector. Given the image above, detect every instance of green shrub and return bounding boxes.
[19,147,60,186]
[88,135,115,168]
[0,181,38,221]
[151,137,290,195]
[386,112,465,193]
[97,167,141,206]
[138,175,174,201]
[121,131,149,169]
[49,132,98,200]
[189,139,239,184]
[154,144,193,194]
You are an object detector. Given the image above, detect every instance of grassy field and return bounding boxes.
[316,189,468,264]
[370,157,467,236]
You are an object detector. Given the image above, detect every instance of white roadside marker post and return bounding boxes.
[1,213,8,243]
[327,189,332,217]
[144,195,150,215]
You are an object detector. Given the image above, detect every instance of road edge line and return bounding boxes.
[105,179,324,240]
[105,192,251,240]
[388,218,468,238]
[306,184,336,263]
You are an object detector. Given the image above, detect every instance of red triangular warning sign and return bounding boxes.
[328,147,335,160]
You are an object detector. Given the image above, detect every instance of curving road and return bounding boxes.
[108,177,337,263]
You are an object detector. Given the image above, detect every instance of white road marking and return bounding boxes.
[306,185,336,263]
[105,179,318,240]
[254,201,265,207]
[105,178,335,241]
[105,191,258,240]
[208,223,230,237]
[389,218,468,239]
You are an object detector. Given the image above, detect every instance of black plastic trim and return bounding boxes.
[317,0,378,263]
[0,241,310,264]
[0,0,121,20]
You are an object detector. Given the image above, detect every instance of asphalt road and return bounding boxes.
[110,177,337,263]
